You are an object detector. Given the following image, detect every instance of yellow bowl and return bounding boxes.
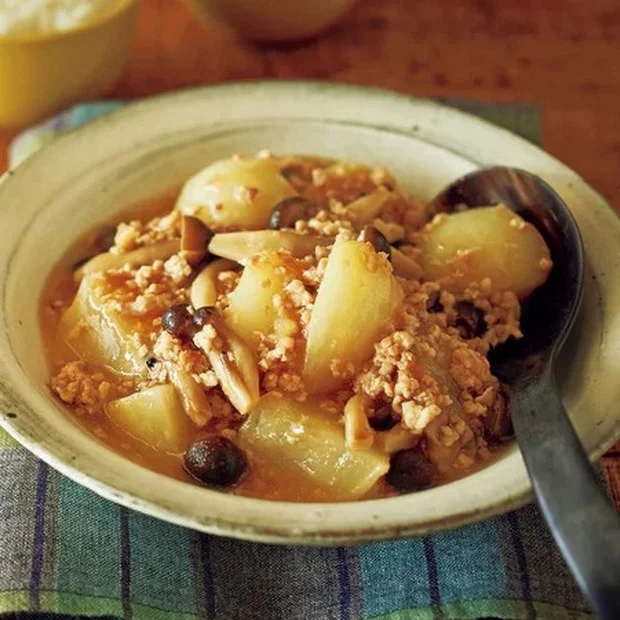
[0,0,138,128]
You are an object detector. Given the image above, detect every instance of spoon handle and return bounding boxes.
[510,367,620,619]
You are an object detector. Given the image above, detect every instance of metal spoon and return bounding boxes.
[429,167,620,619]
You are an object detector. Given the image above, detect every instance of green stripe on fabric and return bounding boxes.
[0,429,19,449]
[54,477,124,603]
[369,598,594,619]
[40,590,123,617]
[433,520,506,602]
[0,590,30,613]
[358,539,430,617]
[131,601,197,620]
[40,590,198,620]
[127,511,198,616]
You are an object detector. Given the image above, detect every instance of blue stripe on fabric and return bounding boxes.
[335,548,352,620]
[358,539,430,618]
[197,534,216,619]
[422,537,441,608]
[119,507,133,620]
[28,462,49,611]
[126,511,198,617]
[54,477,123,615]
[432,519,506,604]
[507,512,533,605]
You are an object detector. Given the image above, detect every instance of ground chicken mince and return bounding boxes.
[41,153,552,502]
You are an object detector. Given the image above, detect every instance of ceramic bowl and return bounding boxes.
[183,0,358,42]
[0,82,619,544]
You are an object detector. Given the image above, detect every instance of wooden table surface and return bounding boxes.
[0,0,619,504]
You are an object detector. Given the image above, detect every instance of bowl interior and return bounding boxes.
[0,83,618,544]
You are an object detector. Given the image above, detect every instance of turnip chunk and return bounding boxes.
[106,384,190,453]
[225,251,296,351]
[176,157,297,230]
[304,239,402,393]
[59,274,148,378]
[419,204,552,299]
[239,395,389,499]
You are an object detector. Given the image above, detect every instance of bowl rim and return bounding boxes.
[0,0,137,45]
[1,80,619,545]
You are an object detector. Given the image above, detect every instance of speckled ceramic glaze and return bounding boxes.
[0,82,618,544]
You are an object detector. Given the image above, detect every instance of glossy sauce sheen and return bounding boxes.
[41,191,508,502]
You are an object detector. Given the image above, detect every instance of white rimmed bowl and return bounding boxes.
[0,82,619,544]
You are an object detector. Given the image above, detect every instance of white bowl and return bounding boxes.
[0,82,619,544]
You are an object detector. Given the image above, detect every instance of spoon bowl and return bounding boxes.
[430,166,584,377]
[430,166,620,619]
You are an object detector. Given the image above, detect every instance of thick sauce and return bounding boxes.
[41,177,514,502]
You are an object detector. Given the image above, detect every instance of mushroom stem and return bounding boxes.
[374,425,420,454]
[181,215,213,266]
[193,311,260,415]
[207,350,255,415]
[190,259,237,309]
[76,239,181,278]
[166,363,212,427]
[345,189,392,223]
[208,230,332,264]
[344,393,375,451]
[391,247,423,280]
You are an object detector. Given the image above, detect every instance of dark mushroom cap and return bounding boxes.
[386,448,436,492]
[360,225,392,259]
[184,436,247,487]
[161,304,198,341]
[454,301,487,339]
[269,196,317,230]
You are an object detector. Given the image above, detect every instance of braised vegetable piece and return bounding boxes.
[344,188,393,222]
[208,230,332,264]
[343,393,375,451]
[180,215,212,265]
[190,258,237,309]
[419,204,552,298]
[359,225,392,258]
[371,218,405,244]
[184,436,247,486]
[176,157,297,230]
[76,239,180,278]
[166,363,213,427]
[106,384,190,452]
[304,239,402,393]
[269,196,317,229]
[374,425,420,454]
[386,448,437,492]
[192,307,260,415]
[45,153,557,503]
[390,247,423,279]
[238,395,389,499]
[59,274,148,377]
[454,301,487,339]
[226,251,296,351]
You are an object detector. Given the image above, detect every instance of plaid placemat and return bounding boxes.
[0,99,597,620]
